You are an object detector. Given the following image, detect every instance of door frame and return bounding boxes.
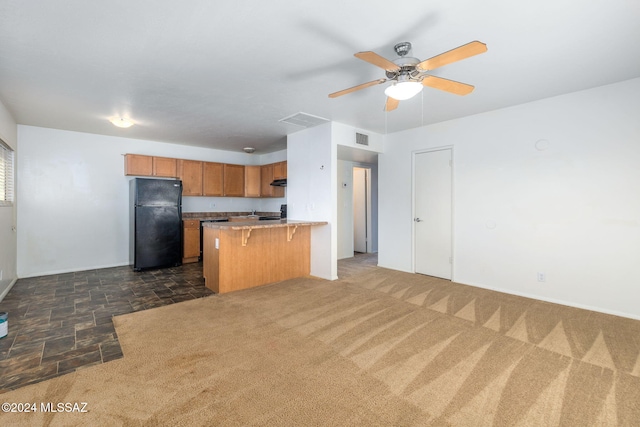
[353,166,371,253]
[411,146,455,278]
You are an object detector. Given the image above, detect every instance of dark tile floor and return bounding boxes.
[0,262,213,393]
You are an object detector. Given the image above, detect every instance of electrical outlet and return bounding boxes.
[537,272,546,282]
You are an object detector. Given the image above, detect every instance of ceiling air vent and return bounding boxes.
[279,112,329,128]
[355,132,369,146]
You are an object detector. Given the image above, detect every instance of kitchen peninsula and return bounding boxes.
[202,219,327,293]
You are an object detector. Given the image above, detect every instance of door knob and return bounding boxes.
[414,218,423,222]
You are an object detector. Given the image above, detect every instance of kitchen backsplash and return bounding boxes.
[182,196,284,214]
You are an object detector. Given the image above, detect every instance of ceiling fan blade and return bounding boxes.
[417,41,487,71]
[422,75,475,95]
[354,51,401,72]
[385,97,399,111]
[328,79,386,98]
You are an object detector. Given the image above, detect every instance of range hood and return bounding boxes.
[270,179,287,187]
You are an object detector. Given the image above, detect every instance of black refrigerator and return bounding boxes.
[130,178,183,271]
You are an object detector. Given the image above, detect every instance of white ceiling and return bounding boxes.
[1,1,639,154]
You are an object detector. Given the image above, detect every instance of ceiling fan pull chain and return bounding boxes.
[421,90,424,127]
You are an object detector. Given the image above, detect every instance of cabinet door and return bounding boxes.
[273,183,284,198]
[273,161,287,179]
[177,160,203,196]
[244,165,261,197]
[153,157,177,177]
[260,164,284,198]
[203,162,224,196]
[183,220,200,262]
[224,164,245,197]
[260,164,274,197]
[124,154,153,176]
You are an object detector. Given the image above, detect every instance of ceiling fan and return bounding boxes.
[329,41,487,111]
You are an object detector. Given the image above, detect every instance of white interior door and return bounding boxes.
[414,149,452,279]
[353,167,368,253]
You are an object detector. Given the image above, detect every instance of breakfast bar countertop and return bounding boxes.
[202,219,328,294]
[202,219,327,230]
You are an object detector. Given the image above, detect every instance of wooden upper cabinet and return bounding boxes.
[244,165,261,198]
[260,164,284,198]
[125,154,153,176]
[125,154,177,178]
[223,164,245,197]
[177,160,203,196]
[273,161,287,179]
[153,157,177,178]
[273,161,287,180]
[260,164,274,197]
[203,162,224,196]
[126,154,287,199]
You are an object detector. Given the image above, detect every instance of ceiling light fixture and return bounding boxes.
[384,80,423,101]
[243,147,256,154]
[109,117,134,128]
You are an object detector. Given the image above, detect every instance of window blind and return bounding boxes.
[0,139,14,207]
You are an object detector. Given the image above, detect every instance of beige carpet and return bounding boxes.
[1,257,640,426]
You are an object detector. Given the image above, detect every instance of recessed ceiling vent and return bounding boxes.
[279,112,329,128]
[355,132,369,146]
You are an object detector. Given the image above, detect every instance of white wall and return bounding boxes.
[287,123,336,280]
[16,125,285,277]
[379,77,640,319]
[0,99,17,300]
[331,122,384,153]
[337,159,354,259]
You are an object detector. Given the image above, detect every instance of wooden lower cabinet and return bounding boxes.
[183,220,200,263]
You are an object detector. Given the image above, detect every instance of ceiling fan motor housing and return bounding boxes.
[393,42,412,57]
[386,56,422,81]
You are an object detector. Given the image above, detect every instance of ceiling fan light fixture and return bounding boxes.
[384,81,423,101]
[109,117,134,128]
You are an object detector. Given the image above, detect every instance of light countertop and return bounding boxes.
[202,219,327,230]
[182,211,280,221]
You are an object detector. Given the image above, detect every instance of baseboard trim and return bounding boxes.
[18,262,132,279]
[455,278,640,321]
[0,277,18,302]
[376,263,413,274]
